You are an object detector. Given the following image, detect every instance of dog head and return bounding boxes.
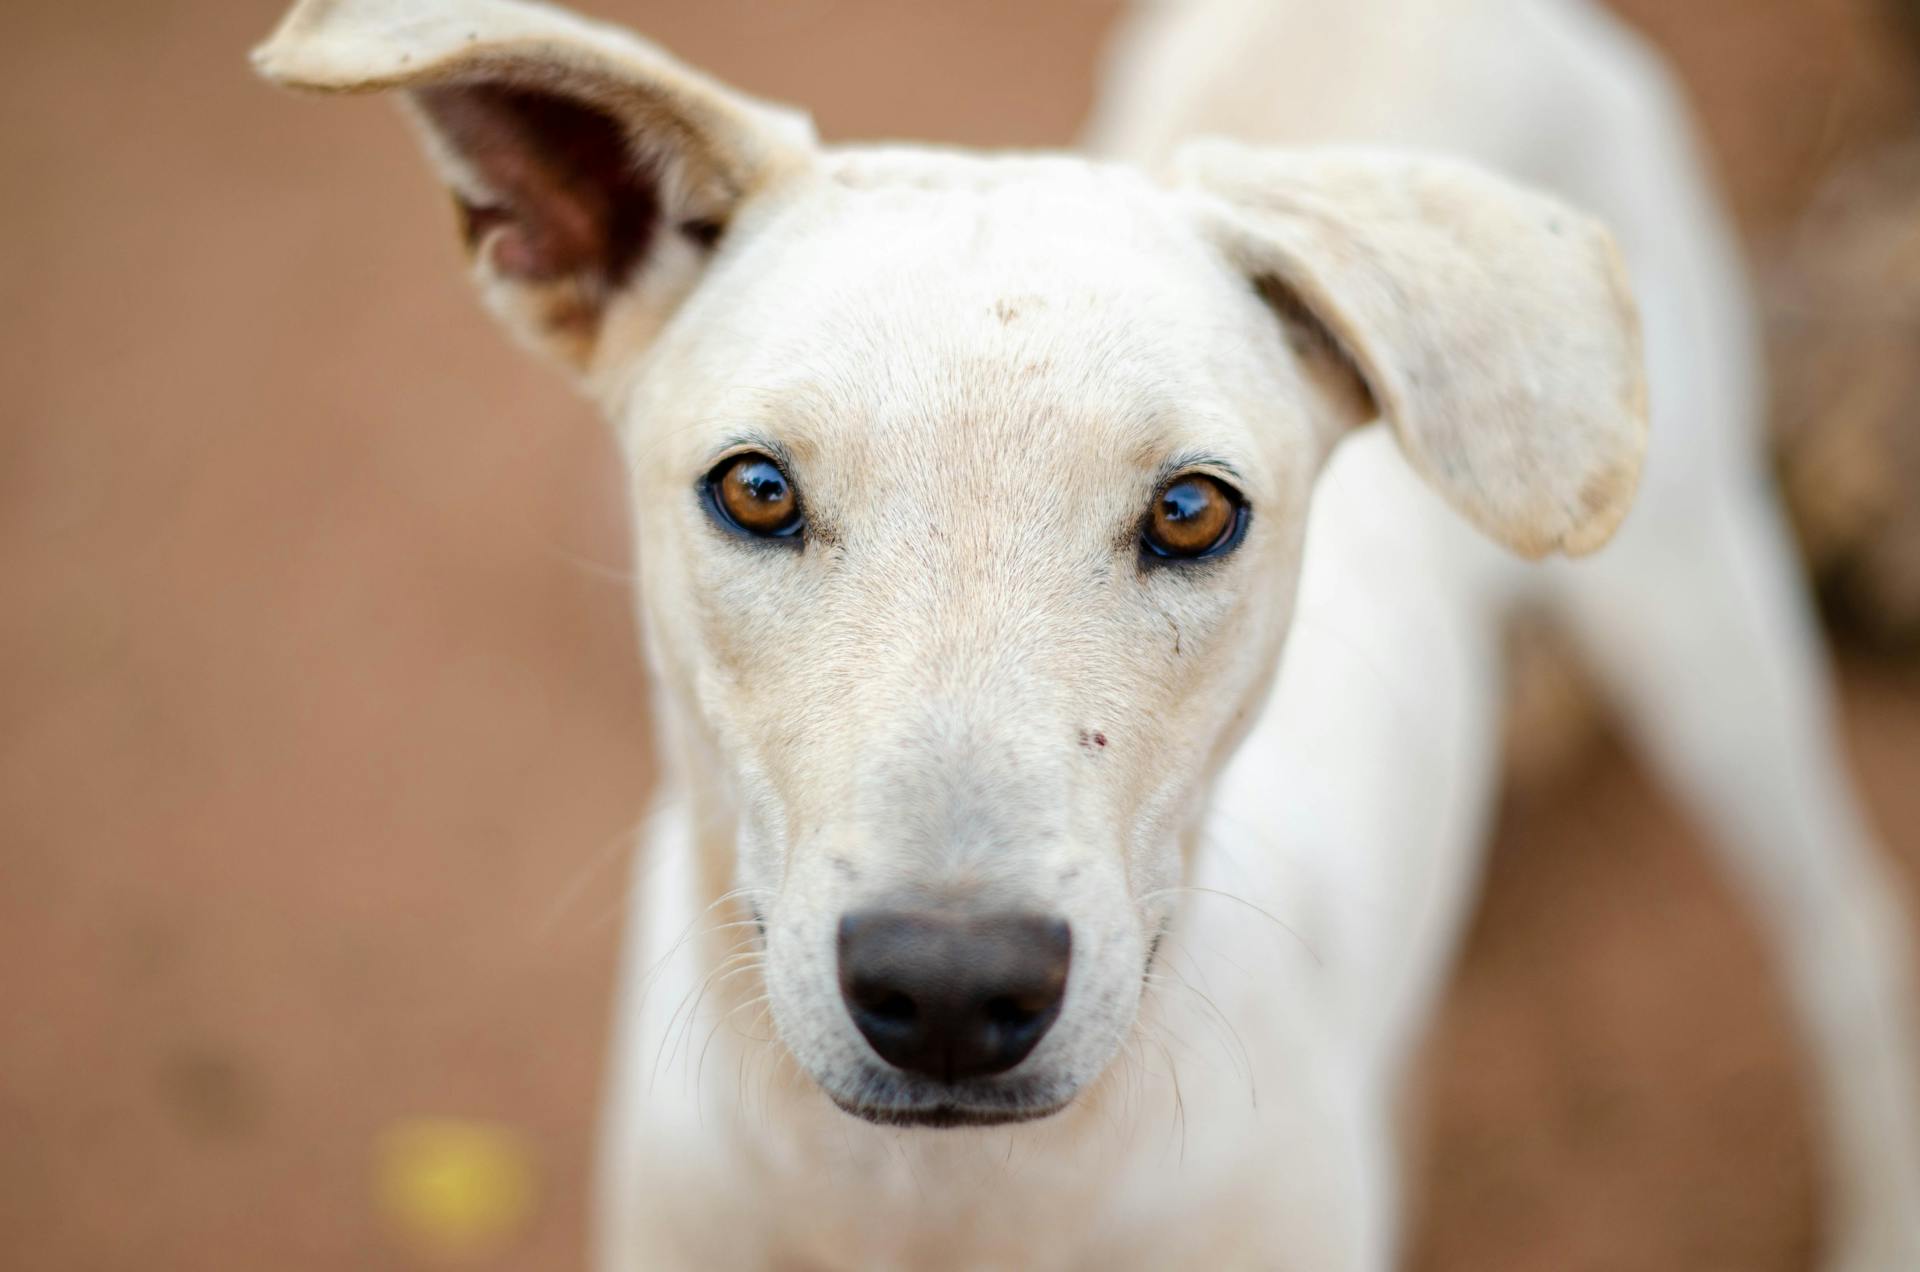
[257,0,1644,1127]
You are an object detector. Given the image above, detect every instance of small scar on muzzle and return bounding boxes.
[751,906,767,941]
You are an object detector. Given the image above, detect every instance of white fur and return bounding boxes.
[255,0,1920,1267]
[1092,2,1920,1268]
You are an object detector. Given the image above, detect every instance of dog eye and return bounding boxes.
[706,452,803,540]
[1142,474,1245,561]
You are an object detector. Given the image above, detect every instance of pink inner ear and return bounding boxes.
[413,83,659,288]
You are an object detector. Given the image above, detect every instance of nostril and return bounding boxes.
[983,995,1042,1030]
[861,989,918,1023]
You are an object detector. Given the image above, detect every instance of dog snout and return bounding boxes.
[837,909,1071,1083]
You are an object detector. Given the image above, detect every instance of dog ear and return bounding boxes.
[253,0,815,375]
[1176,142,1648,559]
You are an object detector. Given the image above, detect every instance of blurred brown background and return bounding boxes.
[3,1,1918,1268]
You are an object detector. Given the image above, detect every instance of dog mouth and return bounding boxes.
[828,1092,1071,1129]
[821,1064,1077,1129]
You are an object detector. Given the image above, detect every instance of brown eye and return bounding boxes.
[708,452,802,539]
[1143,474,1244,560]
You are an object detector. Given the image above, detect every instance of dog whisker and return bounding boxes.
[1138,884,1321,967]
[650,926,765,1095]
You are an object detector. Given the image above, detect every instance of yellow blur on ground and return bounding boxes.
[375,1118,537,1263]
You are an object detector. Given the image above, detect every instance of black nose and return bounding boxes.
[837,909,1071,1083]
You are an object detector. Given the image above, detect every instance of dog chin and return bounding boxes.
[828,1093,1072,1129]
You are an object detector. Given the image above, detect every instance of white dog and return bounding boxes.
[255,0,1920,1267]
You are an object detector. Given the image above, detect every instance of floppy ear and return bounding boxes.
[1176,141,1648,559]
[253,0,816,374]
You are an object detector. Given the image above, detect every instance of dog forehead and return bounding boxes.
[647,149,1274,479]
[797,149,1224,343]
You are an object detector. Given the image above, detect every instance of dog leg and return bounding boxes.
[1556,477,1920,1270]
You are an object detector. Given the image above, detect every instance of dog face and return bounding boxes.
[258,0,1645,1127]
[629,153,1325,1122]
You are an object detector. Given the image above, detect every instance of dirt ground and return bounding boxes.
[2,1,1917,1269]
